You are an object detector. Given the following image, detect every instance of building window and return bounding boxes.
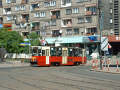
[20,5,25,10]
[7,16,12,21]
[52,30,60,37]
[50,1,56,6]
[44,2,49,7]
[87,27,97,35]
[78,17,84,23]
[41,31,46,36]
[76,0,89,3]
[110,19,113,23]
[44,1,56,7]
[110,9,113,13]
[6,0,11,3]
[50,20,56,26]
[66,9,72,15]
[72,8,79,14]
[109,0,112,3]
[34,12,39,17]
[15,6,19,11]
[85,17,92,23]
[62,0,71,5]
[40,12,46,17]
[66,29,72,35]
[74,28,79,35]
[86,7,97,15]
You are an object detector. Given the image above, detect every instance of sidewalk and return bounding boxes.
[87,60,120,74]
[0,61,30,68]
[90,67,120,74]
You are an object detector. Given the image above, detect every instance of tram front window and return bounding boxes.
[32,47,38,56]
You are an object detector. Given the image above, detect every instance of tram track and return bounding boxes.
[7,73,99,90]
[6,67,120,90]
[0,66,120,90]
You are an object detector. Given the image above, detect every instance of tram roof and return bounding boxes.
[45,35,100,44]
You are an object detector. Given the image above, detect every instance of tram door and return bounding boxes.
[42,46,50,65]
[82,49,86,63]
[62,48,68,64]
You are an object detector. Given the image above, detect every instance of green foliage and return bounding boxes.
[28,32,41,46]
[0,28,42,53]
[0,28,23,53]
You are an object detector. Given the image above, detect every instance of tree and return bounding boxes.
[28,32,41,46]
[0,28,24,53]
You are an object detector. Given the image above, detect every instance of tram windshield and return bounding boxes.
[32,47,38,56]
[50,47,62,56]
[31,46,42,56]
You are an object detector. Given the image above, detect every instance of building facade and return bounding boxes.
[100,0,120,55]
[100,0,120,36]
[1,0,99,39]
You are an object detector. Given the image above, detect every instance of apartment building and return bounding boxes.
[2,0,99,44]
[100,0,119,36]
[99,0,120,55]
[0,0,3,24]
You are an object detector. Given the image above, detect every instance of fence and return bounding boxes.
[3,53,32,63]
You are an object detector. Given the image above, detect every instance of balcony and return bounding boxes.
[85,6,97,16]
[21,0,28,4]
[31,22,40,31]
[62,19,72,27]
[51,15,56,19]
[21,14,29,23]
[3,8,11,15]
[30,4,40,11]
[86,11,92,15]
[61,0,71,7]
[51,10,60,19]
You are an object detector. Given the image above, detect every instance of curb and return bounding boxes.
[0,63,30,68]
[90,69,120,74]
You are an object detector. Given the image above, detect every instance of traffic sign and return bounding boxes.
[101,37,108,51]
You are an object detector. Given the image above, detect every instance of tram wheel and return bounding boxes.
[55,62,60,66]
[74,62,80,66]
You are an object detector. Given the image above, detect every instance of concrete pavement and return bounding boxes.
[0,61,30,68]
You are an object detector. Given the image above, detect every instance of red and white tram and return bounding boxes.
[30,46,86,66]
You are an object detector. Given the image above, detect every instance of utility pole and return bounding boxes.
[27,23,31,55]
[98,6,104,70]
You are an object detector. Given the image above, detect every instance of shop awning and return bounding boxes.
[45,35,100,44]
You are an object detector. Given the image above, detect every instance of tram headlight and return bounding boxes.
[32,57,37,62]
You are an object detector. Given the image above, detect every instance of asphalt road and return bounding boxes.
[0,65,120,90]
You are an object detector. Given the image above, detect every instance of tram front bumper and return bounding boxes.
[30,59,37,65]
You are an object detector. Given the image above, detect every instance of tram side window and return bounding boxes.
[79,49,82,56]
[74,49,82,56]
[72,49,78,56]
[68,48,73,56]
[50,47,56,56]
[56,48,62,56]
[42,50,45,56]
[38,49,41,56]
